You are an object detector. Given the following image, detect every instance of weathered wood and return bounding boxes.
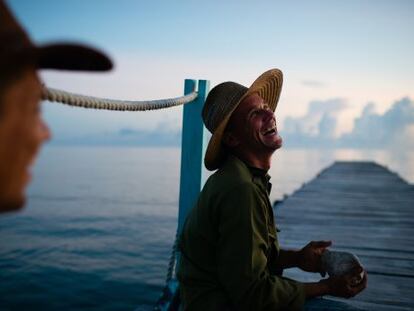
[177,80,209,234]
[276,161,414,310]
[155,80,210,311]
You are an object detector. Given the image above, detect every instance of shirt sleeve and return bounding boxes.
[216,182,306,311]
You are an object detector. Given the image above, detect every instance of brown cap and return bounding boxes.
[0,0,113,74]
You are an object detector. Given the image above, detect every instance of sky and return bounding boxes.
[8,0,414,148]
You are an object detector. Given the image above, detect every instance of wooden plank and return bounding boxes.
[275,161,414,310]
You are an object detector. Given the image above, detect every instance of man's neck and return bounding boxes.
[234,151,273,171]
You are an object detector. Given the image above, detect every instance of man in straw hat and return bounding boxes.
[178,69,367,310]
[0,0,112,213]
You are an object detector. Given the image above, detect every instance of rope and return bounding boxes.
[153,230,179,311]
[165,230,179,283]
[42,86,198,111]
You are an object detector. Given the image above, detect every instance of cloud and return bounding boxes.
[301,80,326,88]
[46,84,414,150]
[49,123,182,147]
[281,97,414,149]
[114,127,181,146]
[282,98,347,144]
[340,97,414,149]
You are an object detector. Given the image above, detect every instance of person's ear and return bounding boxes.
[223,131,240,148]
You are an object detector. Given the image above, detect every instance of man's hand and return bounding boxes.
[304,267,368,299]
[321,267,368,298]
[298,240,332,275]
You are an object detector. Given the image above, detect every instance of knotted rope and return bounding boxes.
[42,87,198,111]
[165,230,179,284]
[153,229,180,311]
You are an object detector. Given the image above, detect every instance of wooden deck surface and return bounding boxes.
[275,161,414,311]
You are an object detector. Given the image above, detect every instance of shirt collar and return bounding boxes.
[224,155,273,194]
[248,165,272,195]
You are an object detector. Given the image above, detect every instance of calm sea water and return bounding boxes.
[1,146,413,311]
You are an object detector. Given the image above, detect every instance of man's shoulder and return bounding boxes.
[200,157,261,207]
[206,156,254,190]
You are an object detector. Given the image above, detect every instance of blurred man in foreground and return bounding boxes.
[178,69,367,310]
[0,0,112,213]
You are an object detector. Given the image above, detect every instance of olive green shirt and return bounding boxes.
[178,156,305,311]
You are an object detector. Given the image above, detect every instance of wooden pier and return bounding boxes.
[276,161,414,311]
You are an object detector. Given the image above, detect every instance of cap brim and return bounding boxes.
[36,43,113,71]
[204,68,283,171]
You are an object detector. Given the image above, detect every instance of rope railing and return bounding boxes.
[42,86,198,111]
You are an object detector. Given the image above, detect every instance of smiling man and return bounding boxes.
[0,0,112,213]
[178,69,367,310]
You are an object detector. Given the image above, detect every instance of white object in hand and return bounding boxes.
[321,250,364,285]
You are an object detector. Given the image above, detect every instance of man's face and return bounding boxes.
[0,68,51,212]
[226,93,282,156]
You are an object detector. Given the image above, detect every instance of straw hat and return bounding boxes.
[0,0,112,76]
[202,69,283,171]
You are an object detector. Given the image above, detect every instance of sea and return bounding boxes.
[0,146,413,311]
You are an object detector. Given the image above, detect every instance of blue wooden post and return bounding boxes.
[177,79,210,235]
[153,80,210,311]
